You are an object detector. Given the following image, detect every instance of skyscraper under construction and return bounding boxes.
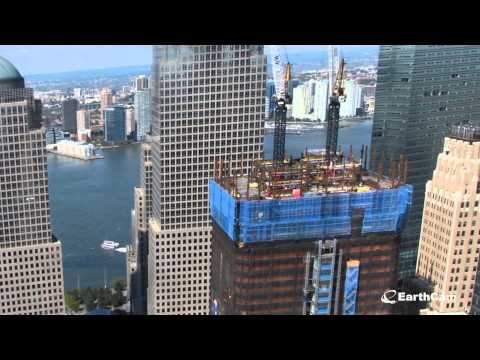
[209,150,412,315]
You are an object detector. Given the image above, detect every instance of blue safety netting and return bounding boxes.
[209,180,412,243]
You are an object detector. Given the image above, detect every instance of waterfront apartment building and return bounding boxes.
[125,105,135,138]
[0,57,65,315]
[104,105,126,143]
[76,109,91,133]
[416,125,480,314]
[62,98,78,133]
[147,45,266,315]
[135,89,151,142]
[340,80,363,118]
[292,79,329,122]
[128,141,152,314]
[209,155,412,315]
[100,88,113,126]
[371,45,480,278]
[100,88,113,109]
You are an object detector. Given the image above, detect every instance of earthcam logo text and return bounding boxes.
[381,290,456,304]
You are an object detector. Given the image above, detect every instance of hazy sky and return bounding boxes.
[0,45,378,75]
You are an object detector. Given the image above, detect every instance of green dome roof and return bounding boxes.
[0,56,24,89]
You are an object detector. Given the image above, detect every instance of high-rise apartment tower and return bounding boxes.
[147,45,266,315]
[135,89,151,142]
[0,57,65,315]
[371,45,480,278]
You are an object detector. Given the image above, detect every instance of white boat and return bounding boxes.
[115,247,127,254]
[101,240,120,250]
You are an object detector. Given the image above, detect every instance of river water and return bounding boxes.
[49,118,372,290]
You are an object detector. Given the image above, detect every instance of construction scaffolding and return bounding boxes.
[209,179,412,244]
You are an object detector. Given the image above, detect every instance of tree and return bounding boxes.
[113,279,126,294]
[65,291,81,312]
[97,288,112,308]
[81,287,96,311]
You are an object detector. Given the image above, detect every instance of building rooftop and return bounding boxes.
[0,56,24,89]
[215,151,407,201]
[209,151,413,244]
[448,124,480,143]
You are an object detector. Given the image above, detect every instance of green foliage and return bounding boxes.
[113,278,126,293]
[65,291,81,312]
[70,282,127,312]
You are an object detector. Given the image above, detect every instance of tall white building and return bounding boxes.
[0,57,65,315]
[313,80,329,121]
[292,79,329,122]
[147,45,266,315]
[135,89,151,142]
[125,105,135,137]
[340,80,363,118]
[76,109,91,133]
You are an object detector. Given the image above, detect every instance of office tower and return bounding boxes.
[339,80,362,118]
[33,99,43,128]
[371,45,480,279]
[135,75,149,91]
[125,105,135,138]
[135,89,151,142]
[100,88,113,109]
[147,45,266,315]
[103,105,126,143]
[0,57,65,315]
[209,153,412,315]
[76,109,91,132]
[128,141,152,314]
[62,98,78,133]
[416,125,480,314]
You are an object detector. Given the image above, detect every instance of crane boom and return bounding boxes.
[325,45,346,162]
[270,45,292,162]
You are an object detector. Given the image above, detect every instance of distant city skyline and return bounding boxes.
[0,45,379,75]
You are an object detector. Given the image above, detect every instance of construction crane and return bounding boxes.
[325,45,347,163]
[270,45,292,163]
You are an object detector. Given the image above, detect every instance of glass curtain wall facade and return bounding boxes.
[371,45,480,278]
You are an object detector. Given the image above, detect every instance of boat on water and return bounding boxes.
[115,247,127,254]
[101,240,120,250]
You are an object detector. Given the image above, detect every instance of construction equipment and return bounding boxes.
[325,45,347,163]
[270,45,292,163]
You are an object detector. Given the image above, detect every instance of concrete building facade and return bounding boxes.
[128,142,152,314]
[0,57,65,315]
[416,125,480,314]
[147,45,266,315]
